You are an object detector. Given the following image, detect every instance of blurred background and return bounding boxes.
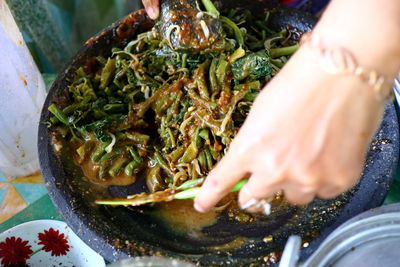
[7,0,142,73]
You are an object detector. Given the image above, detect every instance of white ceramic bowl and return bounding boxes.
[0,220,105,267]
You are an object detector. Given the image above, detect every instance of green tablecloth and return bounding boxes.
[0,172,60,233]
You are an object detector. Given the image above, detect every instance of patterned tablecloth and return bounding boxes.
[0,171,60,233]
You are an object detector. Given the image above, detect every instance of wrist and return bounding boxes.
[300,32,394,102]
[314,0,400,78]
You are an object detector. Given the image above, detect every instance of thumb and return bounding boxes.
[142,0,160,20]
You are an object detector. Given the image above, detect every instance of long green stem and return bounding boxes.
[175,180,247,199]
[201,0,219,18]
[95,180,248,206]
[270,44,299,58]
[30,248,42,257]
[220,16,244,47]
[48,104,70,126]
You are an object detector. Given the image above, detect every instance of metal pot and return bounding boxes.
[280,204,400,267]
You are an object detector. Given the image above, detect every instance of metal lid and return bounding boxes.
[303,204,400,267]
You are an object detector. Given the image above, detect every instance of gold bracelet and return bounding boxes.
[300,32,394,102]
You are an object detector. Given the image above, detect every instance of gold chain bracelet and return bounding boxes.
[300,32,394,102]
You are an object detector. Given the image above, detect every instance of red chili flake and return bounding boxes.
[38,228,70,256]
[0,236,33,265]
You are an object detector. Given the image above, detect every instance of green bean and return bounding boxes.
[167,128,176,147]
[271,58,285,68]
[146,165,164,193]
[99,58,116,89]
[124,160,142,176]
[49,116,59,125]
[104,87,113,96]
[99,157,117,180]
[216,59,229,85]
[194,60,210,100]
[154,151,174,177]
[264,11,270,23]
[198,150,207,171]
[91,142,110,163]
[96,56,107,66]
[126,132,150,146]
[181,53,188,68]
[220,16,244,47]
[205,147,214,170]
[209,58,219,92]
[188,88,216,111]
[168,146,186,162]
[128,147,143,163]
[99,150,118,163]
[109,158,128,177]
[179,141,199,163]
[248,41,264,50]
[48,104,70,126]
[194,127,203,148]
[270,44,299,58]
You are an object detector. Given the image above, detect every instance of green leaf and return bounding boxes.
[232,52,272,81]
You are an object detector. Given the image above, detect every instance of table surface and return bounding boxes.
[0,171,61,233]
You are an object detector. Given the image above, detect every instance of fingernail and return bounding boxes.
[194,202,206,213]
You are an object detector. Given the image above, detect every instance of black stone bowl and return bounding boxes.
[38,1,399,265]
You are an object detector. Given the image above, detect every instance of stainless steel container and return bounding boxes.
[280,204,400,267]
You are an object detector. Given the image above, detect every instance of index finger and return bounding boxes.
[194,151,248,213]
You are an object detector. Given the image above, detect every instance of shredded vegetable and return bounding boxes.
[48,5,300,199]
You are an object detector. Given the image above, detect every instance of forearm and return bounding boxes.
[314,0,400,78]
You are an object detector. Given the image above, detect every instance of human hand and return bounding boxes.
[142,0,160,20]
[194,45,386,212]
[193,0,400,214]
